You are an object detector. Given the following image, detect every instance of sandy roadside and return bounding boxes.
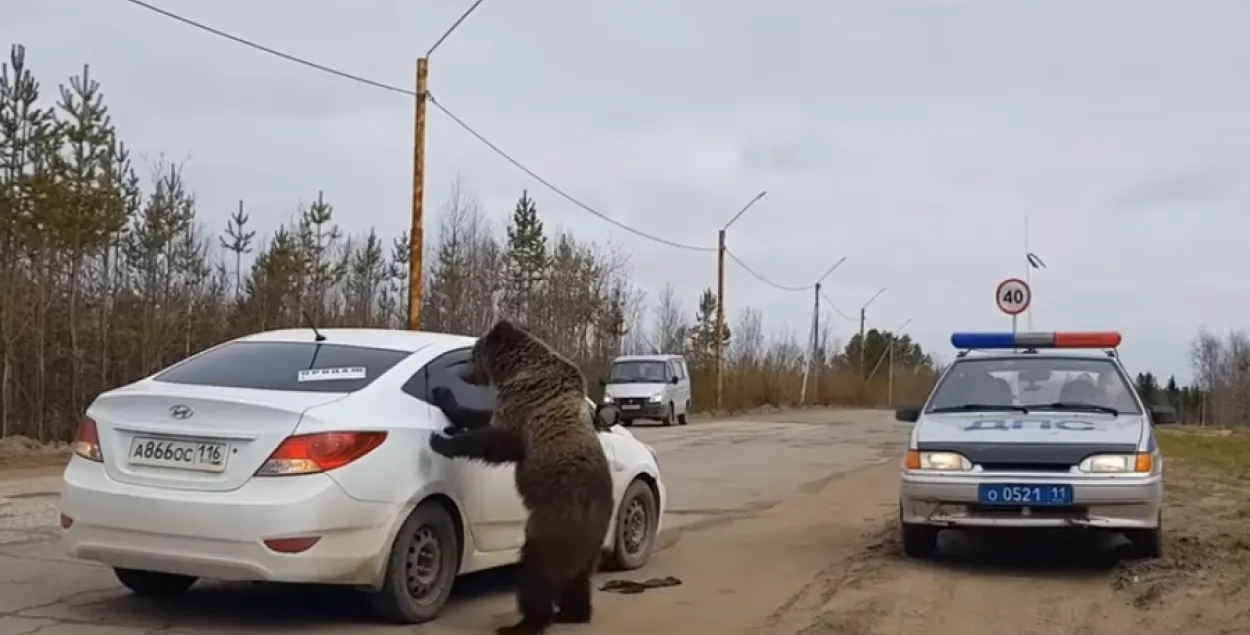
[559,453,1250,635]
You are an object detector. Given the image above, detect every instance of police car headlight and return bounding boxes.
[602,395,613,403]
[1080,453,1153,473]
[648,394,662,402]
[905,450,971,471]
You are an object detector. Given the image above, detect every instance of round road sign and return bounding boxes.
[996,278,1031,315]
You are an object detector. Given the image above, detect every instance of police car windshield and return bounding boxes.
[925,356,1142,416]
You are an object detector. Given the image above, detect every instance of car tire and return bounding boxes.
[900,523,939,559]
[662,403,675,426]
[113,568,198,598]
[603,479,659,571]
[678,402,690,426]
[367,501,462,624]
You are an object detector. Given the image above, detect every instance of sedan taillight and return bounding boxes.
[72,417,103,462]
[255,431,387,476]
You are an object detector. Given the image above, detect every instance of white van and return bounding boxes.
[599,355,692,426]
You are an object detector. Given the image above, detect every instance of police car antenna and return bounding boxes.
[301,311,327,342]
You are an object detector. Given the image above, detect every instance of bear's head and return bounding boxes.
[461,319,541,386]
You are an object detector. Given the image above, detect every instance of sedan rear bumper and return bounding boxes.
[60,456,402,585]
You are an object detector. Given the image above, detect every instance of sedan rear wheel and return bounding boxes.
[368,501,461,624]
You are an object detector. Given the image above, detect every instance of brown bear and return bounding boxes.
[429,320,614,635]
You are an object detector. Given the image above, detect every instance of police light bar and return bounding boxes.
[950,331,1122,350]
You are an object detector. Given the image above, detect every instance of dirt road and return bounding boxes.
[2,411,1249,635]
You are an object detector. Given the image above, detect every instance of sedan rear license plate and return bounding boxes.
[128,437,228,473]
[620,404,641,410]
[978,483,1073,506]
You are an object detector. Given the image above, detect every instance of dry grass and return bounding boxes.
[1157,426,1250,480]
[689,367,937,414]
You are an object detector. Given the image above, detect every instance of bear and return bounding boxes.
[428,320,615,635]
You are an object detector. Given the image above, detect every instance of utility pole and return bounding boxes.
[407,57,429,331]
[800,282,821,405]
[812,282,821,401]
[714,191,768,413]
[888,318,913,408]
[857,287,887,380]
[858,307,867,379]
[714,229,727,411]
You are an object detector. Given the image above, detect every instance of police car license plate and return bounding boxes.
[978,484,1073,506]
[620,404,640,410]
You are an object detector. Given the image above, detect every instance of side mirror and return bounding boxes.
[894,407,921,423]
[670,376,680,385]
[598,378,607,387]
[1149,404,1177,425]
[594,404,622,430]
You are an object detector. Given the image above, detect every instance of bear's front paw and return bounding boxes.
[429,433,456,458]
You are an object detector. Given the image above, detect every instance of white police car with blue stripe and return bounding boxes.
[895,330,1175,560]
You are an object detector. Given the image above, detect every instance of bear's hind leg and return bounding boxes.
[497,545,557,635]
[553,566,592,624]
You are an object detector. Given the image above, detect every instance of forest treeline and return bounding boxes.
[0,45,937,441]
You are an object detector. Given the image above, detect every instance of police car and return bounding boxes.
[895,331,1176,560]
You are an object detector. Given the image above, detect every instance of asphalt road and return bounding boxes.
[0,408,905,635]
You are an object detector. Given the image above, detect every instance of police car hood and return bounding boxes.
[917,412,1146,445]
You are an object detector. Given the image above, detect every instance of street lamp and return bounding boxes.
[715,190,768,412]
[857,286,887,377]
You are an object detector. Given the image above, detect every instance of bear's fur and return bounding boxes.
[428,320,615,635]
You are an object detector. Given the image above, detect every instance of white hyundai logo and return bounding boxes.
[169,405,194,420]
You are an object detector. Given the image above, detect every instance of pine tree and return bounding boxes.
[501,190,549,324]
[688,288,729,368]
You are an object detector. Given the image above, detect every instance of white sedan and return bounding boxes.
[60,328,666,624]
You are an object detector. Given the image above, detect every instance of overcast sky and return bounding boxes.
[5,0,1249,380]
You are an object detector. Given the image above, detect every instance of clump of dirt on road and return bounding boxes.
[0,435,70,470]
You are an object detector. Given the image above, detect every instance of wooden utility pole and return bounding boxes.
[813,282,821,399]
[714,229,727,412]
[407,57,430,331]
[800,282,821,404]
[858,307,867,379]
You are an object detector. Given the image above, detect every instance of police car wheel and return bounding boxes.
[900,523,939,559]
[1124,528,1162,560]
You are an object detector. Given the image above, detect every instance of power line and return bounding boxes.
[725,247,844,293]
[427,94,716,252]
[119,0,414,97]
[118,0,719,253]
[820,289,858,322]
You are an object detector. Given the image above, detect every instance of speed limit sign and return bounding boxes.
[996,278,1031,315]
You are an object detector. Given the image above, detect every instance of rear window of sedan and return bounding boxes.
[154,341,411,393]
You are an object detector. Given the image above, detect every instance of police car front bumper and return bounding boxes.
[900,471,1162,530]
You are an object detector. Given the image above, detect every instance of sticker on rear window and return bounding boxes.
[297,367,367,383]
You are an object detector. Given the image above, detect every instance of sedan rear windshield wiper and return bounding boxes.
[1031,401,1119,415]
[929,403,1030,414]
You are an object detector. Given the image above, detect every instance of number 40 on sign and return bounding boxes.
[995,278,1031,316]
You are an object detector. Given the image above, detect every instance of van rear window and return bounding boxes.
[154,341,411,393]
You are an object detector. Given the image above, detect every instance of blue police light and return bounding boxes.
[950,331,1122,350]
[950,332,1018,349]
